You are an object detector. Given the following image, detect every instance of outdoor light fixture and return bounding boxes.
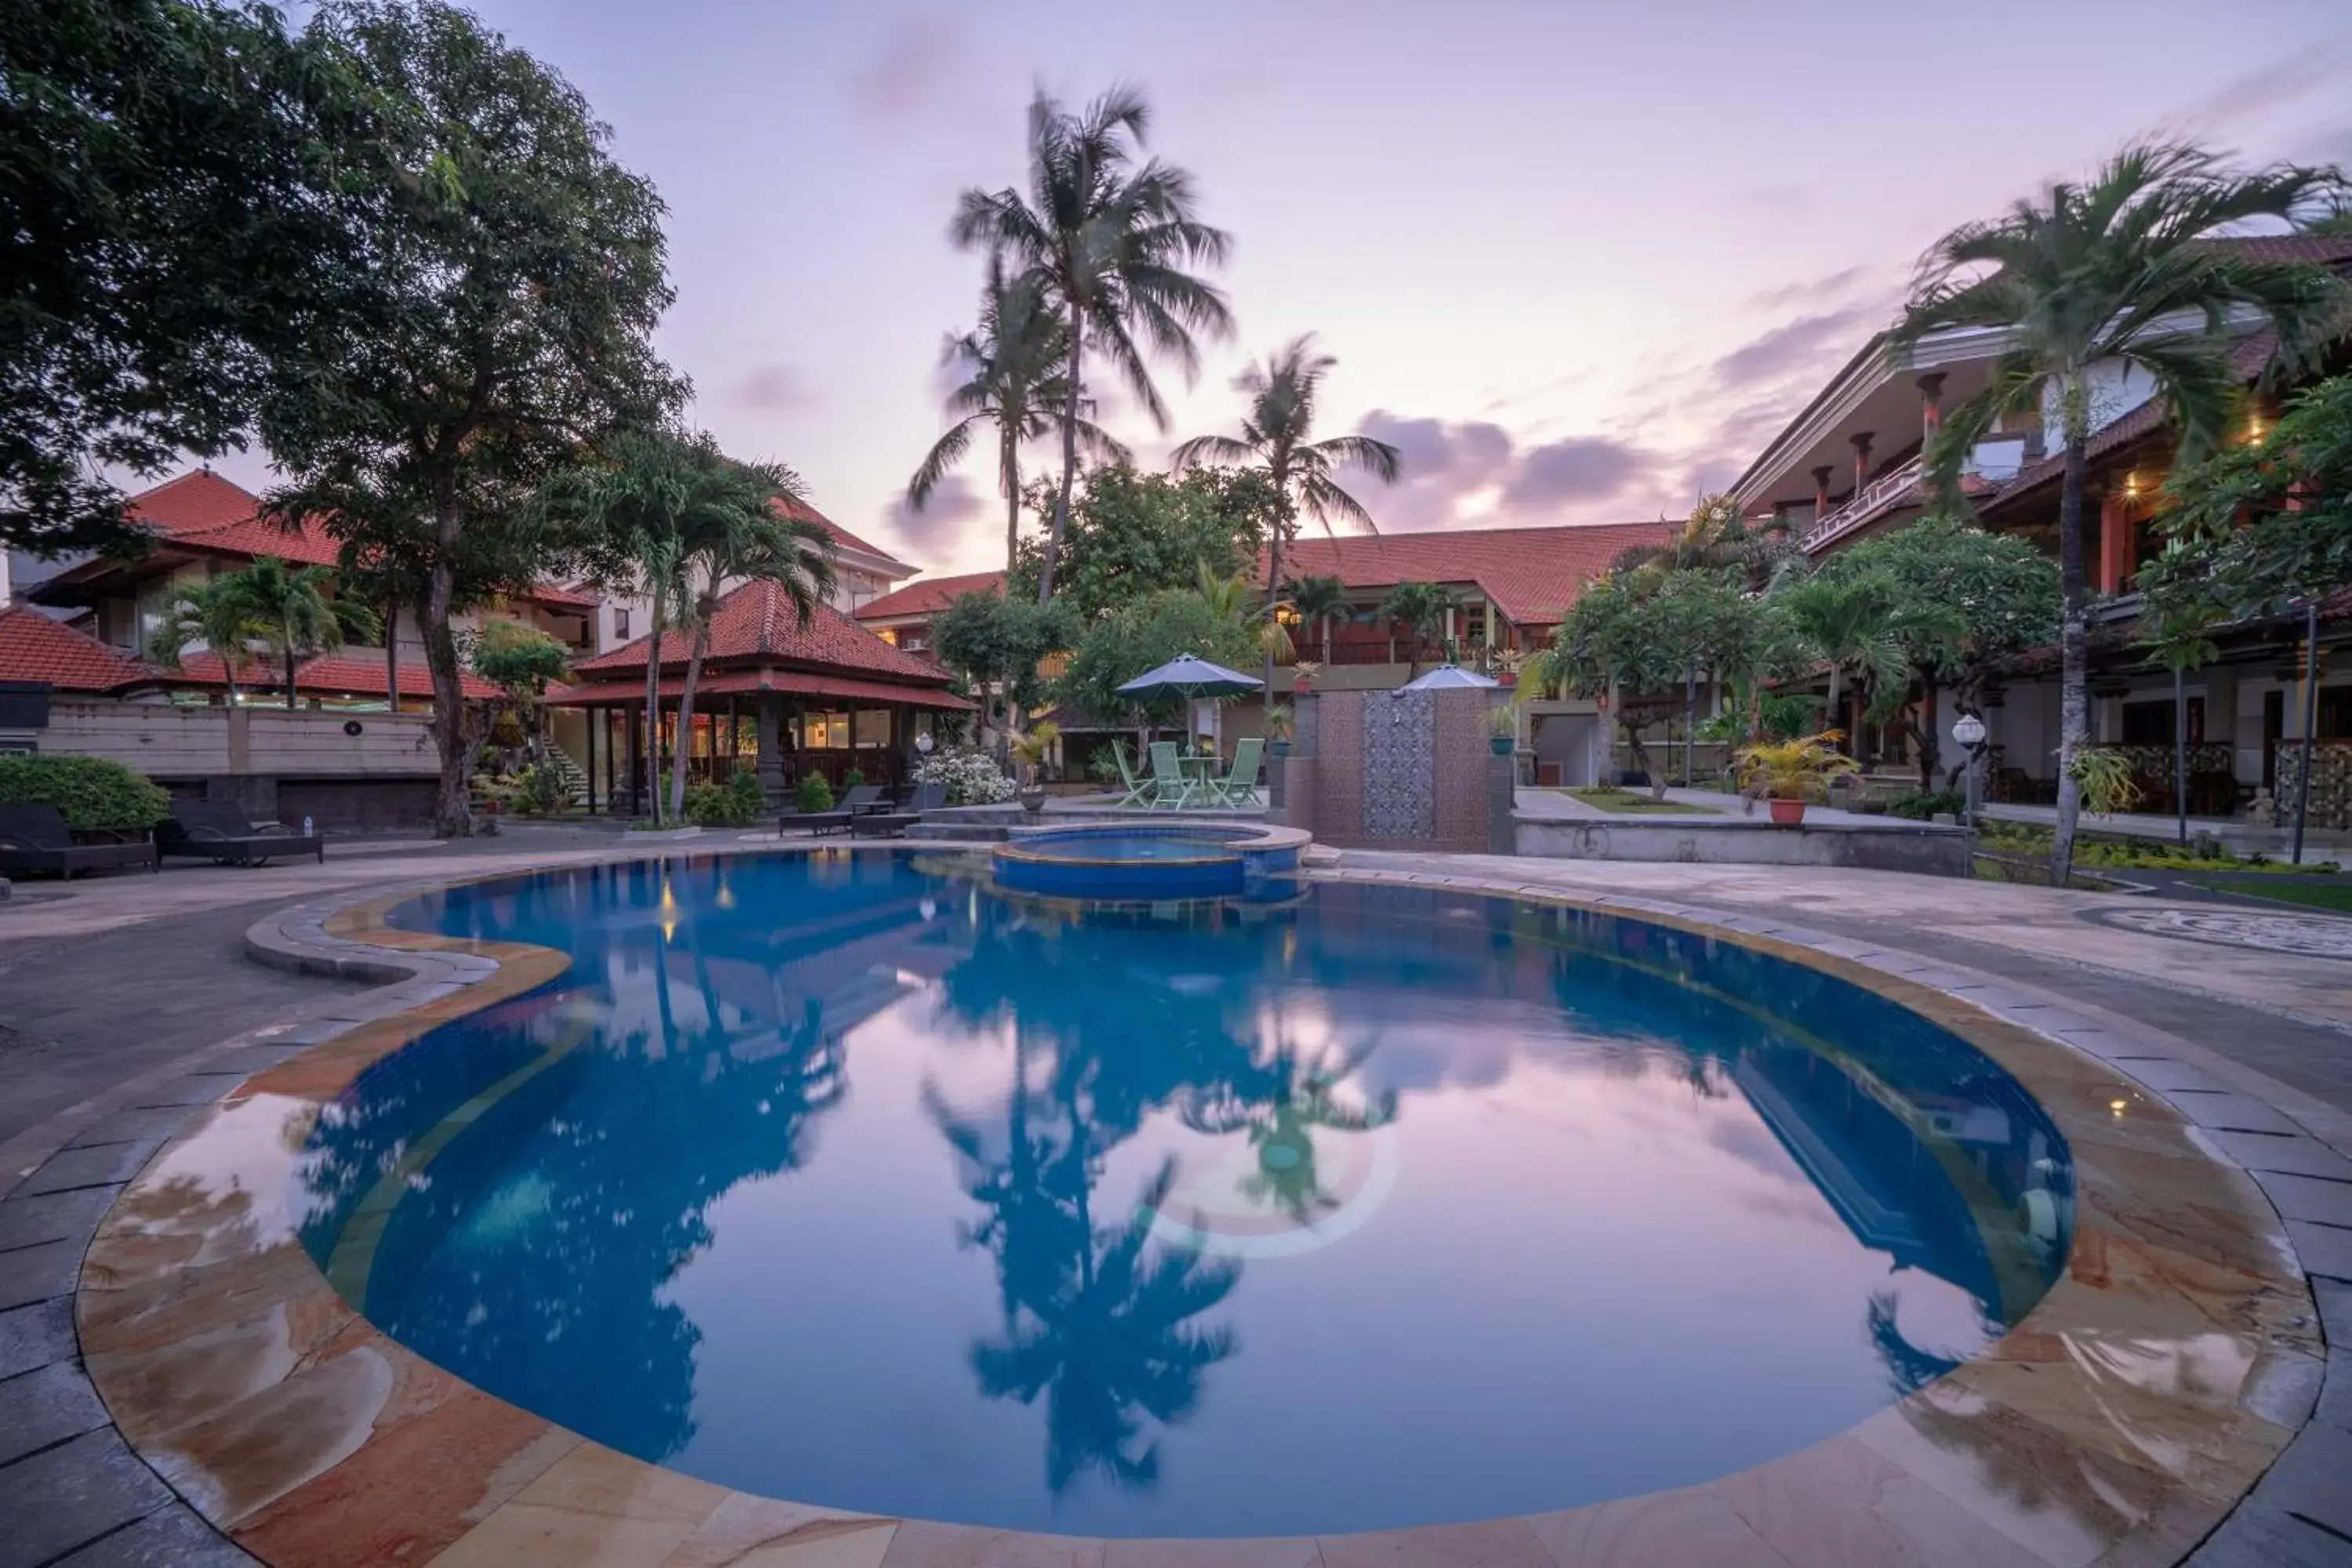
[915,731,935,755]
[1952,713,1988,833]
[1951,714,1987,749]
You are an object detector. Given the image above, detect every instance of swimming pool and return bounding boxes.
[990,822,1302,902]
[296,849,2074,1539]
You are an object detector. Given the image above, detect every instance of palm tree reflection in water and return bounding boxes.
[929,900,1394,1496]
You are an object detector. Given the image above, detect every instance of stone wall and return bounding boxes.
[2274,741,2352,831]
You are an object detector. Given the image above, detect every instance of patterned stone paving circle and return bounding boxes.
[2081,903,2352,960]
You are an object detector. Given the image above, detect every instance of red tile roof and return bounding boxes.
[853,571,1007,622]
[570,578,953,685]
[1269,521,1679,626]
[779,495,907,568]
[0,607,151,693]
[2196,234,2352,266]
[109,472,600,609]
[160,651,503,699]
[550,669,974,710]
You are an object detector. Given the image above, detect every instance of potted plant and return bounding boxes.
[1492,649,1525,690]
[1734,731,1858,826]
[1487,704,1517,756]
[1291,660,1320,695]
[1264,702,1294,761]
[1010,720,1059,815]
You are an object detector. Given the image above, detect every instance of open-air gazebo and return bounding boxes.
[546,579,975,813]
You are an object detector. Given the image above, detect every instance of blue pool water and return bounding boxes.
[1014,831,1239,860]
[295,850,2073,1538]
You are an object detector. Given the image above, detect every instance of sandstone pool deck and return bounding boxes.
[2,835,2349,1566]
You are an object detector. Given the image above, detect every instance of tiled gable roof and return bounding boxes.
[852,571,1007,621]
[160,651,503,700]
[571,578,951,684]
[1270,521,1679,626]
[778,495,908,569]
[0,607,150,693]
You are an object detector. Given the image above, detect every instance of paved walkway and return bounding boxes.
[3,836,2351,1565]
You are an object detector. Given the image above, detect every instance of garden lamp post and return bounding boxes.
[1952,712,1988,833]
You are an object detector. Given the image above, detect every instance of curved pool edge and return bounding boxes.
[74,844,2321,1568]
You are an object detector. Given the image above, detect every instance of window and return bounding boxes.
[803,713,848,749]
[2120,700,2175,745]
[614,608,631,641]
[855,709,892,748]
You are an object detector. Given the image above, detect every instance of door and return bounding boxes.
[2263,690,2285,790]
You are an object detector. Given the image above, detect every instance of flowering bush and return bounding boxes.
[914,747,1014,805]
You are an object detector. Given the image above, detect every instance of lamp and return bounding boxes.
[915,731,935,755]
[1951,713,1987,749]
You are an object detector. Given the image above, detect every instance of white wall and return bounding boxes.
[2040,358,2158,441]
[39,700,441,777]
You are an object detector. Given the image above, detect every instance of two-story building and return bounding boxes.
[1724,234,2352,819]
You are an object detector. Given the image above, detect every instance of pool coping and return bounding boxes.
[71,843,2325,1568]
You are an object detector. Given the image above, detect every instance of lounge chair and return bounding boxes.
[851,782,947,838]
[1148,742,1194,810]
[1109,742,1151,808]
[1214,737,1265,806]
[158,800,324,866]
[779,782,884,837]
[0,805,158,879]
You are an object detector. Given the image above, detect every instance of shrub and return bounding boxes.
[1886,788,1966,821]
[913,746,1014,805]
[841,767,865,790]
[795,771,835,814]
[0,754,172,830]
[688,769,768,827]
[514,760,569,818]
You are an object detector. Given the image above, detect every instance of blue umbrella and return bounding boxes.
[1116,653,1263,700]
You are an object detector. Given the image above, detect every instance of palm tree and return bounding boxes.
[540,432,824,825]
[1610,493,1794,592]
[666,465,834,819]
[1171,336,1402,688]
[1378,580,1458,676]
[910,258,1130,574]
[1282,574,1348,666]
[229,557,382,709]
[954,85,1235,604]
[148,574,270,705]
[1776,572,1965,758]
[1892,140,2347,882]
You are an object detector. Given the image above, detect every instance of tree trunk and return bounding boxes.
[1037,303,1083,604]
[1262,468,1290,696]
[2053,426,2089,885]
[1002,427,1023,575]
[284,641,299,710]
[384,599,400,712]
[420,536,477,838]
[670,620,708,821]
[643,594,665,826]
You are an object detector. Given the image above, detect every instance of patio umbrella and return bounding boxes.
[1119,654,1261,750]
[1397,664,1498,691]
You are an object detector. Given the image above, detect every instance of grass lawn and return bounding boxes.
[2196,879,2352,914]
[1559,786,1716,816]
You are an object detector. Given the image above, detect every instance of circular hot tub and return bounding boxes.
[990,821,1303,902]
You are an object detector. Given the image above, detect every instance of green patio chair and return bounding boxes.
[1110,741,1151,808]
[1217,737,1265,805]
[1148,741,1194,810]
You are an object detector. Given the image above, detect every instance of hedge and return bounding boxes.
[0,754,173,830]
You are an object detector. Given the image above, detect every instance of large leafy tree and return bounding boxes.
[470,618,571,754]
[1891,140,2347,882]
[909,259,1127,573]
[261,0,681,836]
[2,0,353,558]
[933,590,1078,741]
[953,85,1234,602]
[2143,371,2352,661]
[1171,336,1401,688]
[1610,493,1796,593]
[1058,588,1258,732]
[1813,517,2060,788]
[1008,464,1277,622]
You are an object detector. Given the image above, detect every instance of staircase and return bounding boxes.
[468,743,590,816]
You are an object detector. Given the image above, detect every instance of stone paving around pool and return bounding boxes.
[2,837,2350,1566]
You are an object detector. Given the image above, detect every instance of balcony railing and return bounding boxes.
[1801,456,1924,554]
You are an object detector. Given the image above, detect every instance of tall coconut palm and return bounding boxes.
[953,85,1234,603]
[666,469,834,820]
[1282,573,1348,665]
[148,574,270,705]
[230,557,382,709]
[1893,141,2347,883]
[1172,336,1402,689]
[1378,580,1459,677]
[910,259,1130,573]
[1610,493,1795,592]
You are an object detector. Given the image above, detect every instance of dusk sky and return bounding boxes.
[226,2,2352,575]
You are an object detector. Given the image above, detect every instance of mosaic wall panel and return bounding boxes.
[1364,689,1437,840]
[1312,691,1367,844]
[1431,689,1493,851]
